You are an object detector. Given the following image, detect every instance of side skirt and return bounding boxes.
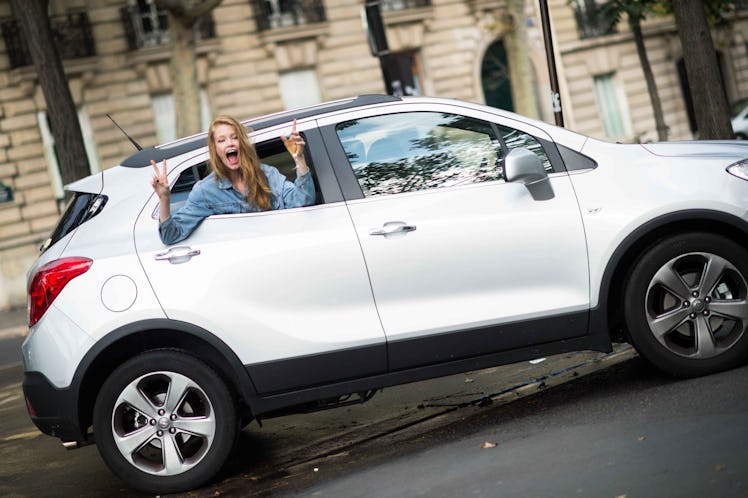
[247,328,612,417]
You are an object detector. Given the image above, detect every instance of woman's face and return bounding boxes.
[213,123,241,170]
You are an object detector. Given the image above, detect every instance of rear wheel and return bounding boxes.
[624,233,748,377]
[93,350,238,494]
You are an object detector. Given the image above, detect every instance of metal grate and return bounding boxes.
[250,0,326,31]
[571,0,616,40]
[1,11,96,69]
[120,4,216,50]
[380,0,432,11]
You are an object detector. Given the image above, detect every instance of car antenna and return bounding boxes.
[106,113,142,151]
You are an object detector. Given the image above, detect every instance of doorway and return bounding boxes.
[481,39,514,111]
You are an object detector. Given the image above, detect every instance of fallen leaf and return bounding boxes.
[715,463,727,472]
[481,441,497,449]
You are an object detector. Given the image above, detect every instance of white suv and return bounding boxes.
[23,95,748,494]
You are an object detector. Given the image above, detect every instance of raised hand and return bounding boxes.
[281,118,305,160]
[151,159,172,222]
[150,159,170,199]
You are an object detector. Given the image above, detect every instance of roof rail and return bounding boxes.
[121,94,401,168]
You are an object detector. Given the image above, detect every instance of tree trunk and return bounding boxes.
[168,12,201,137]
[671,0,733,139]
[630,20,668,141]
[156,0,222,137]
[504,0,538,119]
[12,0,90,189]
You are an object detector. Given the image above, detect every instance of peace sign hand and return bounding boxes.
[150,159,170,200]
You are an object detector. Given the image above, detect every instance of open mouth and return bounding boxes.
[226,149,238,165]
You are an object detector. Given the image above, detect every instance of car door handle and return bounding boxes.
[154,246,201,263]
[369,221,417,236]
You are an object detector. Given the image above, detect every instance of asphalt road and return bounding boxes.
[2,336,746,498]
[282,358,748,498]
[0,334,23,365]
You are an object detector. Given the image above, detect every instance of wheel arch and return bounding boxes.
[72,319,257,440]
[593,209,748,342]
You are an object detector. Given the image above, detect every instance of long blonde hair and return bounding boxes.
[208,115,272,211]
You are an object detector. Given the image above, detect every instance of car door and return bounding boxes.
[134,124,386,394]
[319,104,590,370]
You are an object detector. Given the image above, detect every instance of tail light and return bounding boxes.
[28,257,92,327]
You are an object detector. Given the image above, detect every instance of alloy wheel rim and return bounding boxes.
[110,371,216,476]
[645,251,748,359]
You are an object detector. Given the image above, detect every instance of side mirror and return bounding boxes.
[504,148,555,200]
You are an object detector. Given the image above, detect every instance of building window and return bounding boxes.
[38,108,101,201]
[278,69,322,110]
[571,0,616,40]
[382,51,423,96]
[250,0,326,31]
[120,0,215,50]
[151,90,212,143]
[593,73,633,139]
[1,11,95,69]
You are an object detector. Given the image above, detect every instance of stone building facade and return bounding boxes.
[0,0,747,310]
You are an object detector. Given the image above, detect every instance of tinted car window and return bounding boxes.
[46,192,107,251]
[336,112,503,196]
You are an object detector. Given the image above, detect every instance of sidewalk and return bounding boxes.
[0,306,27,339]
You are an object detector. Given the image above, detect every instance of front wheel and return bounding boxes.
[93,350,238,494]
[624,233,748,377]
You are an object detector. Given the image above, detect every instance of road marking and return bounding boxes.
[2,430,41,442]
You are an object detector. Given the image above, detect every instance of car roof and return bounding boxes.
[120,94,401,168]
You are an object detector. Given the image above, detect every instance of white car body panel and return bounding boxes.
[574,140,748,308]
[23,303,96,388]
[346,175,589,340]
[135,192,385,365]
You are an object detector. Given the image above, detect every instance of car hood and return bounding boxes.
[640,140,748,159]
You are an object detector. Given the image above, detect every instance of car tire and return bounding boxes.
[623,233,748,377]
[93,350,238,494]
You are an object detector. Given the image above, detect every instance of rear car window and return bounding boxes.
[45,192,107,252]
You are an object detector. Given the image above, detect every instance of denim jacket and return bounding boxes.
[159,164,315,245]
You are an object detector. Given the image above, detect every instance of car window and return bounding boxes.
[168,134,315,211]
[336,112,504,197]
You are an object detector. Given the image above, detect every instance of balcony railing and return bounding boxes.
[381,0,432,11]
[572,0,616,40]
[120,4,216,50]
[251,0,326,31]
[1,11,95,69]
